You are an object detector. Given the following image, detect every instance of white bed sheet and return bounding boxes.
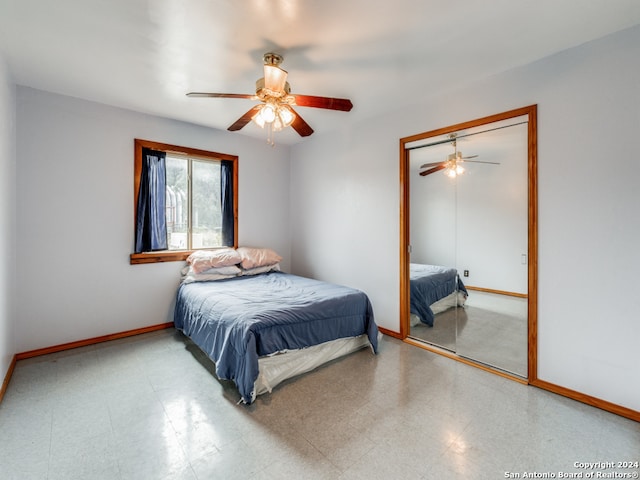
[410,290,467,327]
[254,334,374,398]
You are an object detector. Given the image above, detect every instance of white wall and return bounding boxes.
[291,26,640,412]
[0,56,16,382]
[15,87,291,352]
[289,121,401,330]
[411,165,457,268]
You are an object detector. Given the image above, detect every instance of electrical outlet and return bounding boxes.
[463,270,469,277]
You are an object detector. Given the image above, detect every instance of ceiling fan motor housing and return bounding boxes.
[263,52,284,66]
[255,77,291,99]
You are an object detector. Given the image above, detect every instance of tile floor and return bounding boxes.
[410,291,528,377]
[0,329,638,480]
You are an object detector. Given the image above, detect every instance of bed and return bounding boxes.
[174,269,379,404]
[410,263,468,327]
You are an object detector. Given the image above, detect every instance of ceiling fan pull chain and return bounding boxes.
[267,122,275,147]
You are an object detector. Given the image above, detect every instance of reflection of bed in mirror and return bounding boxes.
[409,263,468,327]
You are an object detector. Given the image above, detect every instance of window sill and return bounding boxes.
[130,251,191,265]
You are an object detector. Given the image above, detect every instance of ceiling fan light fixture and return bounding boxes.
[272,116,285,132]
[252,110,266,128]
[263,64,288,94]
[442,158,464,178]
[272,105,297,132]
[445,135,465,177]
[252,102,295,131]
[259,103,276,123]
[187,52,349,141]
[278,105,295,127]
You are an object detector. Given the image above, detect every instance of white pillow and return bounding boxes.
[181,273,237,284]
[201,265,241,276]
[181,264,241,283]
[187,248,241,273]
[239,263,281,276]
[236,247,282,270]
[182,265,241,276]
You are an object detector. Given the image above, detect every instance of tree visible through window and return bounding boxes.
[166,155,222,250]
[131,139,238,264]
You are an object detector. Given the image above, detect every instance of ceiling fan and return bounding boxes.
[187,52,353,141]
[419,133,499,177]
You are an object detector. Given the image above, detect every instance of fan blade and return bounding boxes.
[289,107,314,137]
[187,92,257,100]
[228,105,263,131]
[419,161,445,169]
[292,95,353,111]
[462,160,500,165]
[419,165,447,176]
[461,155,478,159]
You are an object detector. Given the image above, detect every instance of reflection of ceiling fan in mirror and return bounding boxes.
[187,52,353,144]
[419,133,499,177]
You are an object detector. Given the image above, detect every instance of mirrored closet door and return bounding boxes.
[400,106,537,380]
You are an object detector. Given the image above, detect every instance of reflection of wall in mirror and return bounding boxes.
[410,122,528,294]
[410,166,456,267]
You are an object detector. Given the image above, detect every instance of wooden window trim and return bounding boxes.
[130,139,238,265]
[130,250,196,265]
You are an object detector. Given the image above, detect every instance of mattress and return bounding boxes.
[410,263,468,326]
[174,271,378,403]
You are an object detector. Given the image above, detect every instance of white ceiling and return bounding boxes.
[1,0,639,145]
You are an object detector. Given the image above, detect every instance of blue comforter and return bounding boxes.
[174,272,378,403]
[410,263,467,327]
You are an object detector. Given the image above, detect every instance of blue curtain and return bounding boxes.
[221,160,235,247]
[135,148,167,252]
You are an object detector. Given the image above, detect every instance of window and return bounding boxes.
[130,139,238,264]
